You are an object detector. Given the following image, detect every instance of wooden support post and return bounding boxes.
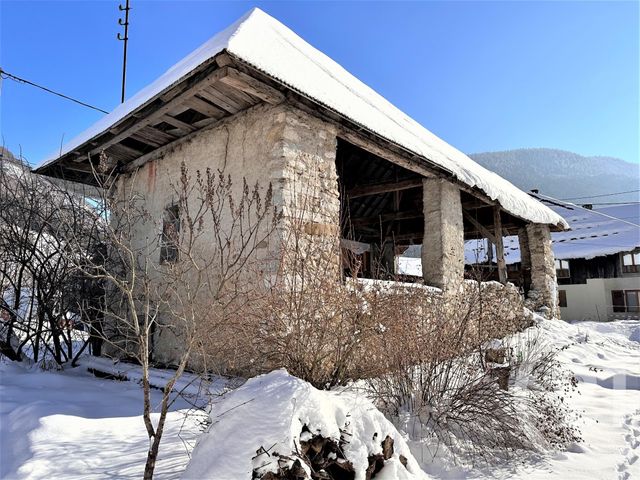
[493,206,507,284]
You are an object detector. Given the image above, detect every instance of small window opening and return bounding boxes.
[555,259,570,279]
[612,289,640,313]
[622,252,640,273]
[160,204,180,264]
[558,290,567,308]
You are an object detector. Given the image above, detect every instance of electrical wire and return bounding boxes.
[533,192,640,228]
[588,202,640,206]
[561,189,640,200]
[0,68,109,114]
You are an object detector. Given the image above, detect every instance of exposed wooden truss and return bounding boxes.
[36,57,287,186]
[347,178,423,199]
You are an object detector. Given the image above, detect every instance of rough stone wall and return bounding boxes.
[422,178,464,291]
[276,107,341,280]
[525,223,559,318]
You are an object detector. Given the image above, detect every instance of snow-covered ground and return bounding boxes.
[1,319,639,479]
[0,361,207,480]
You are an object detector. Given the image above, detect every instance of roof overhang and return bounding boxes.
[34,8,568,231]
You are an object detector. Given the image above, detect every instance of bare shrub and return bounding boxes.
[0,153,101,366]
[242,195,380,388]
[366,282,580,465]
[62,158,278,479]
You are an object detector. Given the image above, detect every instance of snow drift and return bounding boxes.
[182,369,428,480]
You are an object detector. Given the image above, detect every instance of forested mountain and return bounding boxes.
[470,148,640,204]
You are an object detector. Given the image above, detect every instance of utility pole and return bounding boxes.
[117,0,131,103]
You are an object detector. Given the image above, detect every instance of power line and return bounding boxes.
[0,68,109,114]
[534,192,640,228]
[561,189,640,201]
[589,201,640,206]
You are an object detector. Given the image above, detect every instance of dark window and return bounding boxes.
[555,259,570,279]
[612,289,640,313]
[622,252,640,274]
[612,290,625,312]
[160,204,180,264]
[626,290,640,313]
[558,290,567,308]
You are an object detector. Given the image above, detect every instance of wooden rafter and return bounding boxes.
[351,210,422,226]
[347,178,423,199]
[462,210,497,245]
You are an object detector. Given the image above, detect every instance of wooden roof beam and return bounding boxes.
[219,67,285,105]
[347,178,423,199]
[85,66,237,159]
[350,210,423,226]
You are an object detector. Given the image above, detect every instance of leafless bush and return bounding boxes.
[239,186,380,388]
[366,282,580,465]
[0,153,102,366]
[59,158,278,479]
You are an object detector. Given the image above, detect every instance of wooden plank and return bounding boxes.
[122,115,228,173]
[87,66,233,157]
[213,79,256,106]
[192,117,221,129]
[109,143,144,158]
[160,115,197,133]
[347,178,423,199]
[219,67,285,105]
[186,96,226,119]
[493,206,507,284]
[351,210,422,226]
[198,86,242,114]
[462,210,497,245]
[133,126,177,145]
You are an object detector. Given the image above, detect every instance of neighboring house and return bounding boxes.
[34,9,567,366]
[461,195,639,321]
[535,197,640,321]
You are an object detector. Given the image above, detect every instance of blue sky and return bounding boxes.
[1,1,638,166]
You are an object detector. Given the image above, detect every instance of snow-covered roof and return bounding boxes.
[37,8,567,229]
[465,198,640,264]
[537,198,640,261]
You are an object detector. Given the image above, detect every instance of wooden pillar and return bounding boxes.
[493,206,507,284]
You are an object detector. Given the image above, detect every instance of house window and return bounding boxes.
[622,252,640,273]
[558,290,567,308]
[555,259,570,279]
[160,204,180,264]
[612,290,640,313]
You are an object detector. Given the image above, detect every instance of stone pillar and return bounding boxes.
[525,223,559,318]
[517,227,532,294]
[276,106,341,280]
[422,178,464,291]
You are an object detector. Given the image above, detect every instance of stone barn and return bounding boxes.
[35,9,568,364]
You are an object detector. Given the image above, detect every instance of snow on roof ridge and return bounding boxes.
[38,7,567,229]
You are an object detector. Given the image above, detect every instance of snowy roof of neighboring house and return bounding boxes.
[36,8,567,229]
[536,196,640,261]
[465,197,640,264]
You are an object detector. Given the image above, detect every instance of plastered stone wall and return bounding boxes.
[525,223,559,318]
[106,103,289,368]
[422,178,464,291]
[105,102,340,370]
